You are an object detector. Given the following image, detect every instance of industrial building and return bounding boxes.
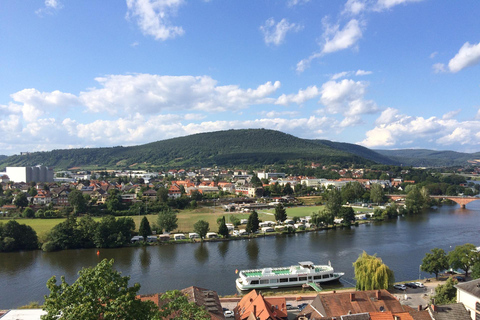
[2,165,54,183]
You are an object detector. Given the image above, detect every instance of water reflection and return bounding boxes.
[194,243,209,264]
[41,249,100,278]
[0,251,38,275]
[139,247,151,270]
[274,235,287,256]
[246,239,259,262]
[217,241,229,258]
[158,244,177,266]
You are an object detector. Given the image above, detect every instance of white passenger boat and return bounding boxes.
[235,261,344,291]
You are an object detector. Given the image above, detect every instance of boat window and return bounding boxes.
[289,278,297,282]
[314,275,322,280]
[260,280,269,284]
[251,280,259,285]
[330,274,333,277]
[270,279,278,283]
[299,277,307,281]
[323,274,330,279]
[280,278,288,283]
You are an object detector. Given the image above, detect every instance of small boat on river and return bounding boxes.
[235,261,344,291]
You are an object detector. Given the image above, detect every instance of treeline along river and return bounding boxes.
[1,202,480,308]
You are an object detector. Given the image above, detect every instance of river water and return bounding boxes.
[1,202,479,308]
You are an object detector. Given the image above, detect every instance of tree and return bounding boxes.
[421,248,449,280]
[23,207,35,218]
[405,186,424,215]
[353,251,394,290]
[157,290,210,320]
[0,220,38,252]
[218,216,229,238]
[14,192,29,209]
[193,220,209,239]
[157,208,178,233]
[68,189,87,215]
[447,243,480,278]
[156,187,169,203]
[41,259,159,320]
[431,277,457,304]
[282,183,293,195]
[274,203,287,222]
[324,188,342,216]
[139,216,152,240]
[106,189,122,212]
[94,216,135,248]
[250,175,263,188]
[370,184,385,204]
[317,208,334,226]
[339,206,355,225]
[246,210,259,233]
[471,261,480,279]
[43,217,80,251]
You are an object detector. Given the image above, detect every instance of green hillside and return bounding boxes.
[0,129,383,170]
[376,149,480,167]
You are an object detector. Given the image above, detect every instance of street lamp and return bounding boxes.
[419,264,422,280]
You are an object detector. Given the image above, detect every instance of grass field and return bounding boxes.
[1,204,374,238]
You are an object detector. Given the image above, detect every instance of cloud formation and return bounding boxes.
[448,41,480,73]
[36,0,63,16]
[126,0,185,41]
[260,18,303,46]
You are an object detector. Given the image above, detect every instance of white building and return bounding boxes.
[456,278,480,319]
[5,166,54,183]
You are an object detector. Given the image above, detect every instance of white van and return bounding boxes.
[206,232,218,239]
[189,232,200,239]
[173,233,186,240]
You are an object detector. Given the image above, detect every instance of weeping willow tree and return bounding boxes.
[353,251,395,290]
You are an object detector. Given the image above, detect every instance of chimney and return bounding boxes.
[394,316,399,320]
[376,290,381,300]
[333,290,336,294]
[432,304,438,312]
[350,293,355,301]
[254,305,257,317]
[418,305,422,311]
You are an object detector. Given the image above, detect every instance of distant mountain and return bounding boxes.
[375,149,480,167]
[0,155,6,161]
[0,129,388,170]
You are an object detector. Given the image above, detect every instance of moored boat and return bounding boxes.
[235,261,344,291]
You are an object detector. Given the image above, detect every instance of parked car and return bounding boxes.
[297,303,309,310]
[414,282,424,288]
[393,284,406,290]
[454,276,465,282]
[405,282,417,288]
[224,310,234,318]
[286,303,296,310]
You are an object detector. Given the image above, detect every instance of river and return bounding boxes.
[1,202,479,308]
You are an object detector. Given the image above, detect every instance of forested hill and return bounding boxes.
[375,149,480,167]
[312,140,396,165]
[0,129,393,170]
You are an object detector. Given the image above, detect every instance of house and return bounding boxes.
[138,286,225,320]
[32,190,52,205]
[427,303,472,320]
[168,184,182,199]
[455,278,480,319]
[142,189,157,201]
[297,290,419,319]
[234,289,287,320]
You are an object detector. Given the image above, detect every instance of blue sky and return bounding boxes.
[1,0,480,155]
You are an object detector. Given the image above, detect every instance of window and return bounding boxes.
[280,278,288,283]
[270,279,278,283]
[289,277,298,282]
[323,274,330,279]
[299,277,307,281]
[251,280,259,285]
[314,276,322,280]
[260,280,269,284]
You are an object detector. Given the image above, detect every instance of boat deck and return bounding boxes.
[243,266,328,277]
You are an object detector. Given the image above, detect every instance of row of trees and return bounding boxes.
[421,243,480,279]
[0,220,38,252]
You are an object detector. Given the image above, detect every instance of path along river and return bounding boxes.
[1,202,480,308]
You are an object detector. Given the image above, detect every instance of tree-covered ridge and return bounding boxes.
[0,129,378,170]
[375,149,480,167]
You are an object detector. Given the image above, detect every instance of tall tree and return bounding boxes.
[68,189,87,215]
[157,208,178,233]
[139,216,152,240]
[339,206,355,225]
[448,243,480,278]
[193,220,209,239]
[246,210,259,233]
[218,216,229,238]
[421,248,449,280]
[369,184,385,204]
[41,259,159,320]
[274,203,287,222]
[0,220,38,252]
[353,251,394,290]
[431,277,457,304]
[324,188,342,216]
[157,290,210,320]
[14,192,29,209]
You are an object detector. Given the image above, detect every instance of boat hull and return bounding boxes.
[236,272,344,291]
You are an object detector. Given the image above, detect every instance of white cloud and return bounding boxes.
[126,0,185,41]
[36,0,63,16]
[331,72,350,80]
[361,108,480,148]
[330,70,372,80]
[260,18,303,46]
[78,74,281,114]
[430,51,438,59]
[287,0,310,6]
[319,79,378,119]
[322,19,363,54]
[448,41,480,73]
[262,111,299,118]
[432,63,446,73]
[343,0,366,15]
[442,109,461,120]
[296,19,363,72]
[374,0,423,11]
[275,86,320,106]
[355,69,372,76]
